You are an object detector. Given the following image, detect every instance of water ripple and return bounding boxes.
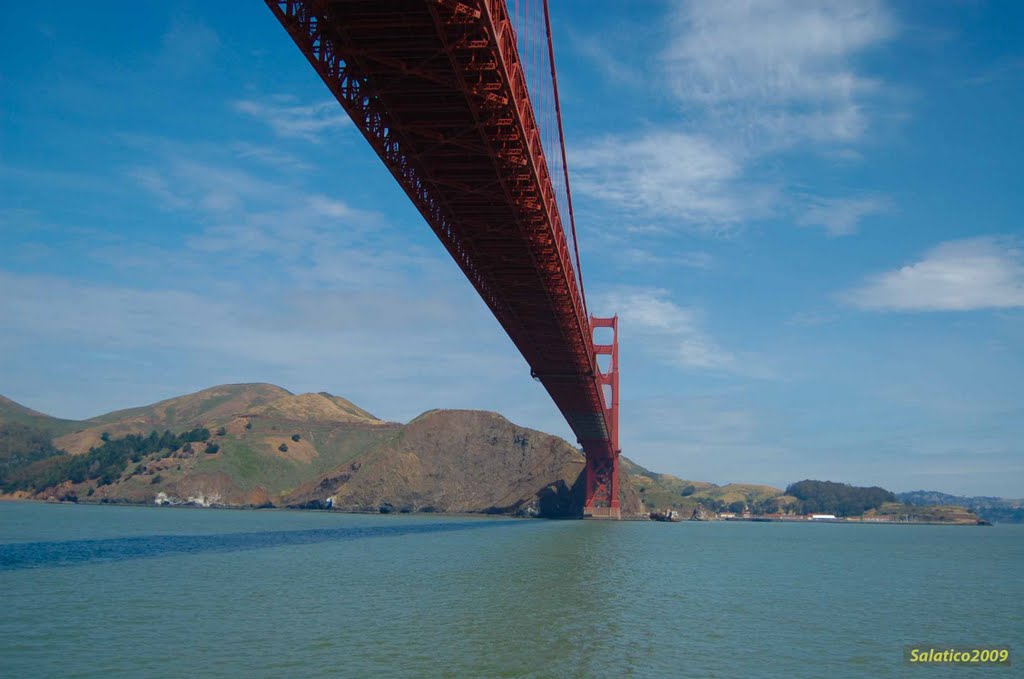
[0,519,521,571]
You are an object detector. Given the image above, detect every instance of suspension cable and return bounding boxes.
[542,0,588,319]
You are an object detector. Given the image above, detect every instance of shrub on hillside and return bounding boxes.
[786,479,895,516]
[2,427,210,493]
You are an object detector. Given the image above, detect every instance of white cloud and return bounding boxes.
[621,248,714,270]
[572,132,773,229]
[128,149,425,290]
[797,194,888,236]
[572,1,894,230]
[599,287,736,371]
[234,97,349,143]
[664,0,894,150]
[2,121,554,424]
[845,236,1024,311]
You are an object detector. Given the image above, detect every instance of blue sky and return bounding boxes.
[1,1,1022,496]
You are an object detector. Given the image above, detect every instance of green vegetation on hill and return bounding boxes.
[786,479,895,516]
[622,457,791,515]
[194,422,395,495]
[691,484,789,513]
[899,490,1023,524]
[0,423,66,476]
[867,502,980,524]
[2,428,210,493]
[0,395,81,436]
[620,457,712,512]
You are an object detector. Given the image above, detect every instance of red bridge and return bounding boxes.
[266,0,621,518]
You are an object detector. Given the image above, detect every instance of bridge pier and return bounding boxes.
[583,453,621,519]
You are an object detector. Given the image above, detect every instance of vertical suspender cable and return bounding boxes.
[542,0,588,319]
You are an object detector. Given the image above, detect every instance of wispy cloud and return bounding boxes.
[129,149,436,291]
[234,96,349,143]
[621,248,714,270]
[157,16,220,73]
[663,0,894,151]
[844,236,1024,311]
[959,57,1024,87]
[3,110,528,421]
[231,142,312,173]
[0,269,522,416]
[599,287,737,371]
[128,167,191,210]
[572,132,774,230]
[567,28,645,85]
[571,0,895,231]
[797,194,889,236]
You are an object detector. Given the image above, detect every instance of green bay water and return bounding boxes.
[1,503,1020,678]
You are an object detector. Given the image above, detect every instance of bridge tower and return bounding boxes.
[583,315,620,519]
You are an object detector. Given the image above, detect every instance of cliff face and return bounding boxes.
[1,387,643,518]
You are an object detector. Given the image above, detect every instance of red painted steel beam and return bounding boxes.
[264,0,619,490]
[583,314,620,518]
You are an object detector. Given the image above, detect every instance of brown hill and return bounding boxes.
[284,409,642,517]
[250,392,385,425]
[55,383,292,454]
[5,385,642,518]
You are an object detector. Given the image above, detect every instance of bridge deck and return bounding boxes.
[269,0,615,459]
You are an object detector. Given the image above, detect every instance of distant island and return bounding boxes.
[897,490,1024,525]
[0,385,1013,524]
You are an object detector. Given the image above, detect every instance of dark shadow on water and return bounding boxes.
[0,520,525,571]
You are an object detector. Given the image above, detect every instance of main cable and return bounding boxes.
[542,0,587,319]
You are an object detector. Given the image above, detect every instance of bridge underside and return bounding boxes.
[268,0,620,515]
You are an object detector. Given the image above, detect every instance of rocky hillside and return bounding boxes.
[0,385,641,518]
[285,409,642,516]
